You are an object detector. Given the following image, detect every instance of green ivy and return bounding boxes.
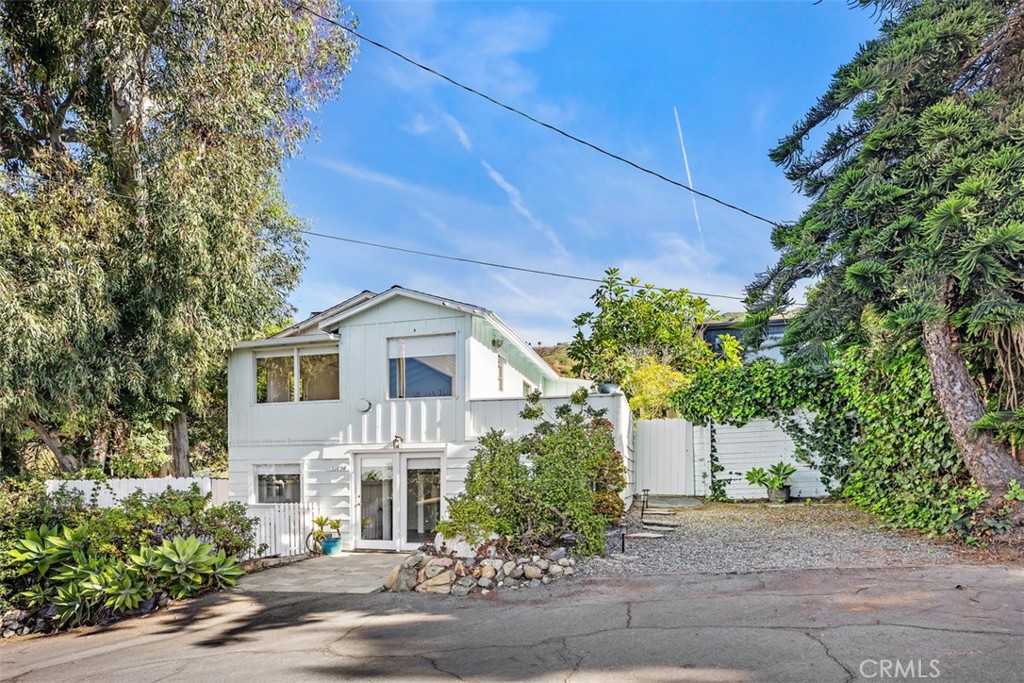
[675,359,855,492]
[674,344,990,536]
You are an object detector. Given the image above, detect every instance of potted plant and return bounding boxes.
[312,516,344,556]
[745,461,798,503]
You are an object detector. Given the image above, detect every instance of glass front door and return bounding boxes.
[354,453,443,550]
[403,458,441,547]
[356,457,395,549]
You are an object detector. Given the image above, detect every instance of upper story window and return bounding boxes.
[389,334,456,399]
[256,347,339,403]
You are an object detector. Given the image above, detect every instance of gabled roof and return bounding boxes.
[272,290,376,338]
[316,285,490,329]
[316,286,559,381]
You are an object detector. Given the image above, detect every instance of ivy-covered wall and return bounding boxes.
[674,344,990,536]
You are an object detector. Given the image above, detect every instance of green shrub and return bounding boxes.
[0,480,256,615]
[5,526,245,629]
[437,390,626,556]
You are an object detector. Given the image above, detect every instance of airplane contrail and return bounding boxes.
[673,106,706,252]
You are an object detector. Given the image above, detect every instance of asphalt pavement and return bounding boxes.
[1,564,1021,682]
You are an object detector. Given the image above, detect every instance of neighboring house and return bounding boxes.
[703,315,791,362]
[227,286,633,552]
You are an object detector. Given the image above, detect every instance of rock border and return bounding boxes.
[384,548,576,596]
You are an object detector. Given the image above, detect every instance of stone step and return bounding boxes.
[624,532,666,540]
[641,525,675,533]
[641,519,679,527]
[640,510,673,516]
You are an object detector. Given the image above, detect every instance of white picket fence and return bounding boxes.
[244,502,321,560]
[45,477,229,507]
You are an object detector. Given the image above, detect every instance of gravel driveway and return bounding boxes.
[579,502,961,575]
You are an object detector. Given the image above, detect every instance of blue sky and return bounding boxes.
[283,1,880,344]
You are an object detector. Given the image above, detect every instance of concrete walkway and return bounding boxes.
[238,552,398,594]
[2,564,1021,682]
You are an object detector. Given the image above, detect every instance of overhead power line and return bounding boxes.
[0,169,748,301]
[293,2,782,228]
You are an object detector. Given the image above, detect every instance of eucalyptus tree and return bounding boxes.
[0,0,355,473]
[747,0,1024,494]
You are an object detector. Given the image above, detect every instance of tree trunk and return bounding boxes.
[921,318,1024,497]
[90,414,111,471]
[168,413,191,477]
[25,417,79,473]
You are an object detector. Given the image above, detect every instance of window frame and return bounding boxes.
[253,345,340,405]
[252,463,303,505]
[387,333,458,400]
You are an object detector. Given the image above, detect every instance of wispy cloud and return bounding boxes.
[442,114,473,151]
[480,160,568,258]
[313,159,430,196]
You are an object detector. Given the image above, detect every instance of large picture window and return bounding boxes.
[255,464,301,504]
[300,351,340,401]
[255,347,339,403]
[256,355,294,403]
[389,334,456,398]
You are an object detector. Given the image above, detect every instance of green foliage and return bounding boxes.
[765,462,797,490]
[437,391,626,556]
[676,359,855,492]
[569,268,717,385]
[0,0,357,471]
[747,0,1024,492]
[1003,480,1024,502]
[0,481,256,613]
[622,357,689,419]
[107,423,171,478]
[745,467,768,489]
[836,345,987,535]
[152,536,218,599]
[5,526,244,628]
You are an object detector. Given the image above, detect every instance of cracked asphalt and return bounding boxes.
[1,564,1021,682]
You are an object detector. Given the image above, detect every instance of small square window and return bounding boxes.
[256,465,301,503]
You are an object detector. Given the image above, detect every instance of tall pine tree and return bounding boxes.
[747,0,1024,495]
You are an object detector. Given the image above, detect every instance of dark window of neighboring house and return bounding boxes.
[256,355,294,403]
[299,351,340,401]
[388,335,456,398]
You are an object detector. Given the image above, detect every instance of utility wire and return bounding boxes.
[293,2,783,228]
[0,168,749,301]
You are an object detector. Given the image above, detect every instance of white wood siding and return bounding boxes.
[634,418,830,500]
[715,419,829,499]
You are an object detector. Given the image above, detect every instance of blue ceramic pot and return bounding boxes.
[320,537,343,556]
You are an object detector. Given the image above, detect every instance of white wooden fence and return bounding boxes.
[634,417,830,499]
[244,502,320,560]
[45,476,229,507]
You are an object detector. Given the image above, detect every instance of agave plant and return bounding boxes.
[50,582,95,628]
[7,525,59,578]
[154,536,217,599]
[100,560,152,612]
[209,551,246,589]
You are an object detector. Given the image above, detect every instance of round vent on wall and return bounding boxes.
[357,398,372,413]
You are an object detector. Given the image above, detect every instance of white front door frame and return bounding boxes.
[352,448,446,551]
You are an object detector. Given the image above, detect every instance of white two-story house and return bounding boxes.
[227,286,633,552]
